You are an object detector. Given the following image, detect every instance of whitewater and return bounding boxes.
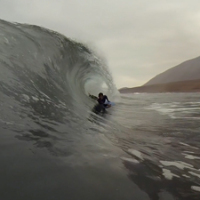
[0,19,200,200]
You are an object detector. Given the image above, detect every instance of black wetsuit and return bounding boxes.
[98,95,109,107]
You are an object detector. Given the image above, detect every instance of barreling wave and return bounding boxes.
[0,19,118,123]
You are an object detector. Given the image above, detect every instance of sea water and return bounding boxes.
[0,20,200,200]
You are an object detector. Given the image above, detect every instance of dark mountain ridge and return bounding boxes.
[145,56,200,85]
[120,56,200,93]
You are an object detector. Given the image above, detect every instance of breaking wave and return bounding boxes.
[0,19,118,124]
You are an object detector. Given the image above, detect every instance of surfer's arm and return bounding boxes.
[105,95,110,102]
[97,98,102,104]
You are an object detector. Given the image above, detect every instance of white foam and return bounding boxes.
[182,174,190,178]
[0,118,13,125]
[150,105,175,118]
[184,155,200,160]
[162,169,180,180]
[121,157,140,164]
[189,171,200,179]
[179,142,198,149]
[183,151,194,154]
[147,102,189,119]
[191,186,200,192]
[179,142,190,147]
[180,116,200,120]
[22,94,30,102]
[128,149,143,160]
[4,37,9,44]
[160,161,194,170]
[148,102,200,119]
[32,96,39,101]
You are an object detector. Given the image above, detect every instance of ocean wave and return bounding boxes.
[0,19,118,124]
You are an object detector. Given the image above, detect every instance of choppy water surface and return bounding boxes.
[0,20,200,200]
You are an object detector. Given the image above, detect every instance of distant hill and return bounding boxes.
[145,56,200,85]
[119,79,200,93]
[119,56,200,93]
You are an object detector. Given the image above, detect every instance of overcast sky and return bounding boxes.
[1,0,200,88]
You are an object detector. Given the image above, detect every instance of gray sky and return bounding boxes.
[1,0,200,88]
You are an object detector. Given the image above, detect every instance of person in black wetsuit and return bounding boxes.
[97,93,111,108]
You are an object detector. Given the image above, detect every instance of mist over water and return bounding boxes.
[0,20,200,200]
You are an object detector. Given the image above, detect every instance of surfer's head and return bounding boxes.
[98,93,103,99]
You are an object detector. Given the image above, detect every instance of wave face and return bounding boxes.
[0,19,117,123]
